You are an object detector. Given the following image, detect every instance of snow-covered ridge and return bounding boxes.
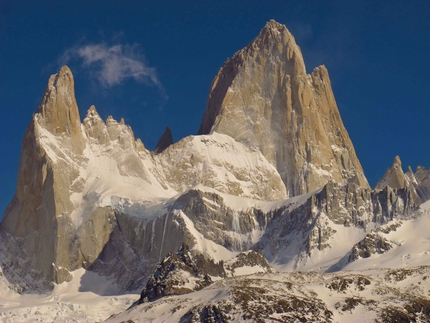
[34,103,289,229]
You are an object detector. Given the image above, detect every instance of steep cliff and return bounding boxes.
[199,20,369,197]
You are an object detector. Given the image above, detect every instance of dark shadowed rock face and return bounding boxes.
[154,126,173,154]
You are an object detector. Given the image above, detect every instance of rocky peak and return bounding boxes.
[251,19,306,76]
[36,65,82,138]
[198,20,369,198]
[83,105,105,140]
[198,20,305,137]
[393,155,402,168]
[154,126,173,154]
[86,104,99,118]
[375,156,406,190]
[374,156,426,207]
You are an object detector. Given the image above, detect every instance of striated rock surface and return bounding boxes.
[199,20,369,197]
[1,66,87,287]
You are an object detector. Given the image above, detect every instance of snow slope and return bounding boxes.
[344,201,430,271]
[0,269,138,323]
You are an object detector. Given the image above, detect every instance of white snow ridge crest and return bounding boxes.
[1,20,430,323]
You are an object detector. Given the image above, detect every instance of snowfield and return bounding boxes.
[0,269,138,323]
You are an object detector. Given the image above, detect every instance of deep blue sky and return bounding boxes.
[1,1,429,218]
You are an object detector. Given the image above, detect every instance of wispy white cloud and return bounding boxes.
[61,42,166,98]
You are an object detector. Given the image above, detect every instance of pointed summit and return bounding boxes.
[375,156,406,190]
[154,126,173,154]
[83,105,106,141]
[37,66,81,137]
[251,20,306,76]
[375,156,424,206]
[393,155,402,168]
[198,20,369,197]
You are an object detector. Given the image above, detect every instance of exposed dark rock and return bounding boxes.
[225,250,273,275]
[348,233,393,262]
[138,244,225,304]
[154,126,173,154]
[326,275,371,293]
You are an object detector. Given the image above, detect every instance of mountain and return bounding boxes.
[0,20,429,323]
[0,65,287,291]
[199,20,369,197]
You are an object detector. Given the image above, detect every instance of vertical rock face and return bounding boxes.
[199,20,369,197]
[1,66,86,286]
[36,65,85,152]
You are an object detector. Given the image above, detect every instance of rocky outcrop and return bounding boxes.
[224,250,274,276]
[376,156,407,190]
[138,246,273,304]
[348,233,393,262]
[138,245,224,303]
[199,20,369,197]
[36,65,84,149]
[154,126,173,154]
[375,156,429,206]
[256,180,421,270]
[0,67,163,288]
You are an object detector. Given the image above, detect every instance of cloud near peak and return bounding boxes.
[61,42,166,98]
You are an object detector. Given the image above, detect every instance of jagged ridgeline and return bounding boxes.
[0,19,429,306]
